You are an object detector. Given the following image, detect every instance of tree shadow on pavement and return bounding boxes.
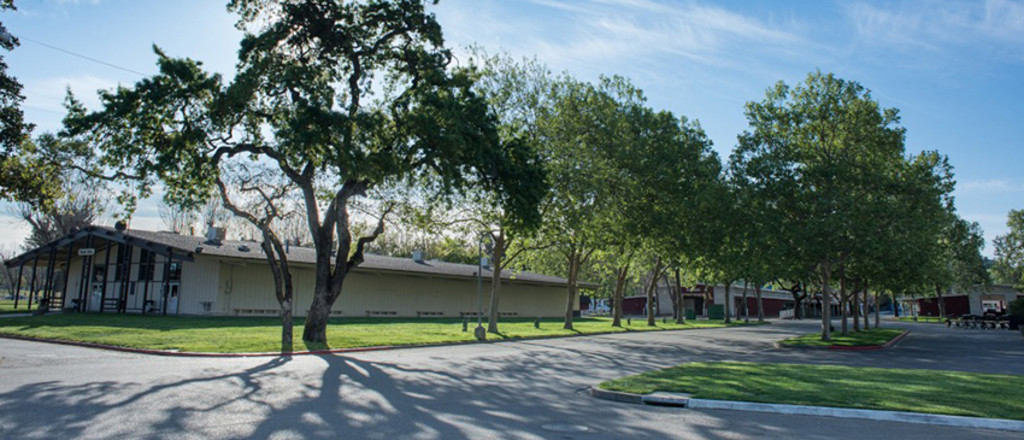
[0,321,1019,439]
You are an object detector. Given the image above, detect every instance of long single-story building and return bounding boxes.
[5,225,589,318]
[621,279,797,319]
[900,284,1023,317]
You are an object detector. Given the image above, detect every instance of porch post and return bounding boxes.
[60,240,75,310]
[119,244,133,314]
[141,252,151,315]
[99,242,113,312]
[13,262,23,309]
[27,253,39,312]
[43,246,57,309]
[77,235,93,311]
[161,254,173,316]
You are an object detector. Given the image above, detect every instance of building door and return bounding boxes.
[88,265,106,312]
[167,282,180,314]
[127,281,145,310]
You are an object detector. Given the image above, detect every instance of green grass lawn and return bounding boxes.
[599,361,1024,421]
[0,313,754,353]
[897,316,945,323]
[778,328,905,347]
[0,299,31,315]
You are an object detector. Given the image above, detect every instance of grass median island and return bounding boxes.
[0,313,754,353]
[778,328,905,347]
[599,361,1024,421]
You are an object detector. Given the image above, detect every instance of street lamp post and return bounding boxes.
[475,233,489,341]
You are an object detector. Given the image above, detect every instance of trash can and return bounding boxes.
[685,308,696,320]
[708,304,725,320]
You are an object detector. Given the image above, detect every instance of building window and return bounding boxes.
[92,265,106,283]
[138,250,156,281]
[114,245,127,281]
[169,262,182,281]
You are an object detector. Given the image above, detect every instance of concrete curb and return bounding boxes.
[589,387,1024,432]
[773,329,910,351]
[589,387,643,404]
[686,399,1024,432]
[0,333,401,357]
[0,321,767,358]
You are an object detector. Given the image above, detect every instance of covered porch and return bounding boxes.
[4,225,193,315]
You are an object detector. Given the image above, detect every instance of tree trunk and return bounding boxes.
[281,299,293,353]
[893,292,900,317]
[862,284,870,330]
[821,260,832,341]
[611,263,629,327]
[304,290,333,345]
[874,292,880,328]
[301,189,387,345]
[791,283,805,320]
[487,231,506,334]
[724,283,732,324]
[741,281,749,323]
[646,257,663,326]
[755,284,764,322]
[839,264,849,336]
[852,286,861,332]
[303,228,346,345]
[674,268,685,324]
[668,274,679,321]
[935,284,946,319]
[563,252,580,330]
[251,225,295,353]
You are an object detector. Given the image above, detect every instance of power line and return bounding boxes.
[18,35,148,77]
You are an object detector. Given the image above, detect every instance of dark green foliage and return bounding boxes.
[993,210,1024,290]
[1009,297,1024,320]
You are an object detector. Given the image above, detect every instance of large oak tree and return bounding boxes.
[59,0,542,348]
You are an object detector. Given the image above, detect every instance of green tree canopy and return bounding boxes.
[732,71,910,339]
[993,209,1024,290]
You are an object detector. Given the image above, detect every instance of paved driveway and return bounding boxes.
[0,320,1020,439]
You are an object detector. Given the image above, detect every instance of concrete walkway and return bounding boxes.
[0,319,1020,439]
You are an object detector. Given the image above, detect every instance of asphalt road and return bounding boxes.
[0,319,1021,439]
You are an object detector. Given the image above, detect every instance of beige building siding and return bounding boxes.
[65,257,84,306]
[53,250,574,318]
[214,256,571,318]
[177,257,220,315]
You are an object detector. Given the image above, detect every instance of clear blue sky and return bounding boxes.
[2,0,1022,257]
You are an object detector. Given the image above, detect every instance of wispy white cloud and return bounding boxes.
[845,0,1024,61]
[524,0,801,68]
[956,179,1024,194]
[440,0,807,78]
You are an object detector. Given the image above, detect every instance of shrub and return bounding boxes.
[1009,297,1024,320]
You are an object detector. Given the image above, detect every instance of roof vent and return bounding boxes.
[412,250,425,262]
[238,245,250,252]
[205,226,227,245]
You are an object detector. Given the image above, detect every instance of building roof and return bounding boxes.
[10,225,595,289]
